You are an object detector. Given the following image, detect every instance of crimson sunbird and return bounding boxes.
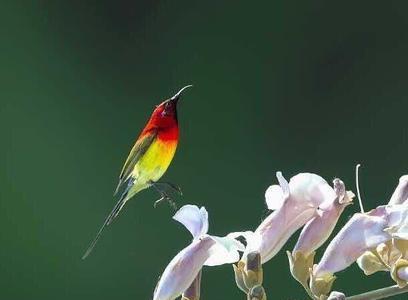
[82,85,192,259]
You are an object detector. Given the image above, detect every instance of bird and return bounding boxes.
[82,85,192,259]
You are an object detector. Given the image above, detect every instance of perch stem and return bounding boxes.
[346,285,408,300]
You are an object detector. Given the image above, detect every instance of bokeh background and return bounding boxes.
[2,1,408,299]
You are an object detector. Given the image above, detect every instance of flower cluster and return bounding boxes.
[311,175,408,298]
[152,171,408,300]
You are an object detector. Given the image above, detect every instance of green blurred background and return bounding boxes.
[2,1,408,299]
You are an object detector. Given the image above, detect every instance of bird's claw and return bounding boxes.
[168,199,177,211]
[151,181,180,210]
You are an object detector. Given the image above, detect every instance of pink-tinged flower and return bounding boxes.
[243,172,336,264]
[311,205,408,297]
[293,179,354,256]
[287,179,354,289]
[153,205,244,300]
[313,209,390,277]
[388,175,408,205]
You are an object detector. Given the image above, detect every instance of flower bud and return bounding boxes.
[398,266,408,282]
[243,252,263,289]
[391,259,408,287]
[327,291,346,300]
[247,285,267,300]
[233,251,264,293]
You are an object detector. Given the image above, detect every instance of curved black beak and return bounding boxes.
[170,85,193,102]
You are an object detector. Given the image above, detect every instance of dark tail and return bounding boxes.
[113,178,124,196]
[82,182,132,260]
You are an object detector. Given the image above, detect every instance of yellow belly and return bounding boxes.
[132,139,178,185]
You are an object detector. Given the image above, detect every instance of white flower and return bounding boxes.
[153,205,244,300]
[293,178,354,256]
[313,208,390,278]
[287,179,353,289]
[243,172,336,264]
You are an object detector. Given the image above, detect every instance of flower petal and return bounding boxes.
[391,216,408,240]
[314,210,390,277]
[385,205,408,229]
[153,237,215,300]
[276,171,290,196]
[173,205,209,239]
[265,172,290,210]
[253,204,317,263]
[204,234,245,266]
[265,185,285,210]
[289,173,336,209]
[388,175,408,205]
[181,270,201,300]
[398,266,408,282]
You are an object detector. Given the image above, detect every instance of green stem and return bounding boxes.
[300,282,317,300]
[346,285,408,300]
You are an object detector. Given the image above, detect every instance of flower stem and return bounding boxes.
[346,285,408,300]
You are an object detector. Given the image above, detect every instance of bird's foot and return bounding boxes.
[151,181,179,210]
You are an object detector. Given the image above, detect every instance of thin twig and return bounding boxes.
[346,285,408,300]
[355,164,365,213]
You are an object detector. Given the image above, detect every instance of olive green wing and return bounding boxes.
[114,129,157,195]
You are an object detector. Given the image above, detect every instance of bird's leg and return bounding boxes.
[151,184,170,207]
[153,181,183,196]
[150,182,178,210]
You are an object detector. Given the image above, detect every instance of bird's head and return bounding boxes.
[152,85,192,124]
